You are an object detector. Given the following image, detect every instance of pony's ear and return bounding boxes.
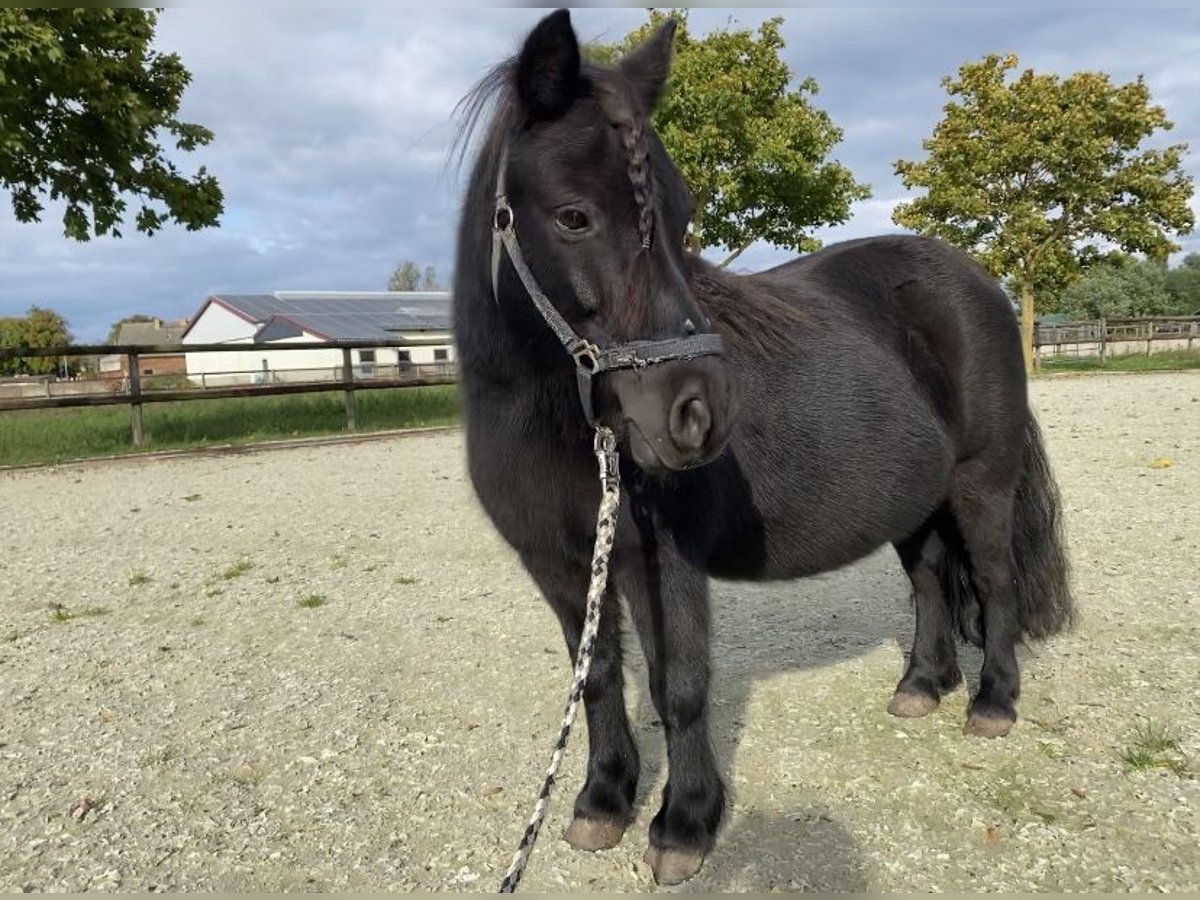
[516,9,583,121]
[620,18,677,113]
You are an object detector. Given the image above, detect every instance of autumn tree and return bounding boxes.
[0,306,72,375]
[0,8,222,240]
[594,12,869,266]
[893,54,1194,372]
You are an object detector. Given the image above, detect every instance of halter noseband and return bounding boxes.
[490,146,724,427]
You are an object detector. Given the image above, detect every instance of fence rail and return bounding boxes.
[0,340,458,445]
[1034,315,1200,364]
[4,314,1197,445]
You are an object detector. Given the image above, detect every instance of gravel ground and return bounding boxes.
[1,371,1198,893]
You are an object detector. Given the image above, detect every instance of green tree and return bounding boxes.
[893,53,1194,372]
[0,8,223,240]
[0,317,28,376]
[1059,256,1175,319]
[388,261,442,291]
[1006,244,1134,316]
[1166,253,1200,314]
[0,306,71,375]
[388,261,421,292]
[594,12,870,266]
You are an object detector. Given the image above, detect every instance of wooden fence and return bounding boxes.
[0,340,457,446]
[1034,315,1200,364]
[3,315,1196,446]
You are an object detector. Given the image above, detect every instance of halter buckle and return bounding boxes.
[494,201,514,233]
[571,342,600,373]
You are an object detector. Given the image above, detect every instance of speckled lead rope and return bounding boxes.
[498,427,621,893]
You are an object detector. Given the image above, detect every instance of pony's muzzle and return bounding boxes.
[669,393,712,453]
[610,357,735,473]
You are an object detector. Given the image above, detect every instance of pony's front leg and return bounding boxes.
[521,552,640,850]
[615,540,724,885]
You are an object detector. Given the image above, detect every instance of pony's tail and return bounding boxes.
[1009,415,1076,640]
[939,521,982,648]
[938,415,1076,647]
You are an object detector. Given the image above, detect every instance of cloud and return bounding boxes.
[1,8,1197,340]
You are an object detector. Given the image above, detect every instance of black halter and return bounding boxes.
[491,147,724,427]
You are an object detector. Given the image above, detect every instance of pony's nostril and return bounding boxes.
[671,396,711,452]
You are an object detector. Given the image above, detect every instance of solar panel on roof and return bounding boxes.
[214,292,450,337]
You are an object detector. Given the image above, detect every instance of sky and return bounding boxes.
[2,7,1199,343]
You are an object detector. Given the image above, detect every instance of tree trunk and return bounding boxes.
[718,234,758,269]
[686,191,707,253]
[1020,280,1036,376]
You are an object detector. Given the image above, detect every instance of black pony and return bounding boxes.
[452,9,1074,885]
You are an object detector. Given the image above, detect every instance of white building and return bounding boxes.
[182,291,453,386]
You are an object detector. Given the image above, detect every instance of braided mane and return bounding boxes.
[594,77,655,250]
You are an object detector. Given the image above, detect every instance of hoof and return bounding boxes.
[644,845,705,885]
[887,690,939,718]
[964,712,1015,738]
[564,817,625,851]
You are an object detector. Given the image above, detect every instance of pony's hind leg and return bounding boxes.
[521,553,640,850]
[888,516,963,718]
[948,466,1022,738]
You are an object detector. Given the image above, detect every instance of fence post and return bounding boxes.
[341,347,357,432]
[128,352,145,446]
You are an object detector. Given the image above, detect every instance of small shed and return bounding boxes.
[99,319,189,380]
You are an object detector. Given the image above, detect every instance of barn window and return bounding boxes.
[434,348,448,362]
[397,350,411,363]
[359,349,376,377]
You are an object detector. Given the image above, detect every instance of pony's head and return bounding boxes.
[465,9,736,473]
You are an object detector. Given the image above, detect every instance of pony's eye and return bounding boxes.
[555,208,590,233]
